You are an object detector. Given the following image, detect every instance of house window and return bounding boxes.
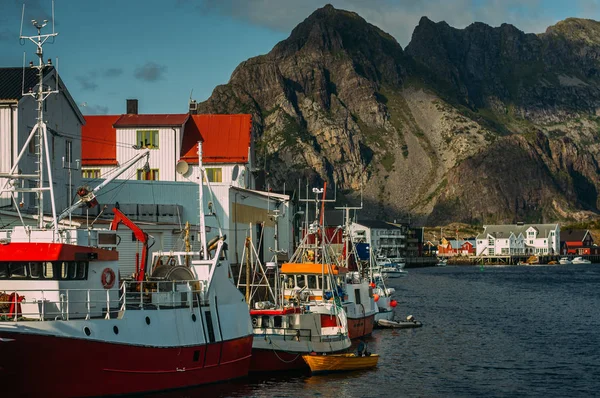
[137,168,159,180]
[82,169,101,179]
[65,140,73,164]
[205,168,222,183]
[136,130,159,149]
[529,240,533,245]
[488,237,494,246]
[489,248,495,255]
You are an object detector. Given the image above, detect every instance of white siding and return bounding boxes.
[0,105,17,207]
[116,126,182,182]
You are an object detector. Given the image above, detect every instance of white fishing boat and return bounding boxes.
[558,257,572,265]
[572,256,592,264]
[0,18,252,396]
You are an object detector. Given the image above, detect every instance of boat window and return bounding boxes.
[69,262,78,279]
[273,316,282,328]
[44,262,54,278]
[57,262,68,279]
[285,276,294,289]
[307,275,317,289]
[77,262,87,279]
[354,288,362,305]
[295,275,306,289]
[0,261,87,280]
[318,276,326,290]
[29,262,43,279]
[9,263,28,278]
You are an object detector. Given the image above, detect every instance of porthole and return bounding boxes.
[113,326,119,335]
[145,316,151,325]
[83,326,91,336]
[191,314,197,322]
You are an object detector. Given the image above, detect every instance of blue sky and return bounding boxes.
[1,0,598,115]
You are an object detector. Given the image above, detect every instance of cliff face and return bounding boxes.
[198,5,600,225]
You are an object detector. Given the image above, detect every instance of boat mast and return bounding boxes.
[20,4,59,232]
[197,141,208,260]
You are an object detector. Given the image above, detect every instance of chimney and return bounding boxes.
[189,99,198,114]
[126,99,138,115]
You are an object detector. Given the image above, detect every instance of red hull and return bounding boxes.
[0,332,253,397]
[249,348,308,372]
[347,314,375,339]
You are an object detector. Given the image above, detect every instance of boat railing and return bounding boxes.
[0,279,209,322]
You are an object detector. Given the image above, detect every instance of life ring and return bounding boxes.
[101,268,116,289]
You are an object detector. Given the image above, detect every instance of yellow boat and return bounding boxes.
[302,353,379,374]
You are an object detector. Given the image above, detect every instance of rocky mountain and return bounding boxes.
[198,4,600,225]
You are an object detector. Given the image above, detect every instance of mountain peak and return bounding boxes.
[544,17,600,44]
[273,4,401,56]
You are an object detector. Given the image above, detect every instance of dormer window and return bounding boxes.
[136,130,159,149]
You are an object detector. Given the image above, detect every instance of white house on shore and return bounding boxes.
[476,223,560,256]
[0,67,84,212]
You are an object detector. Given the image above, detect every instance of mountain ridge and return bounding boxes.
[198,5,600,226]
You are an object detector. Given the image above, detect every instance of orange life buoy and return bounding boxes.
[101,268,116,289]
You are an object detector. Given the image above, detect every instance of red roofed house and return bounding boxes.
[560,229,594,255]
[81,99,253,188]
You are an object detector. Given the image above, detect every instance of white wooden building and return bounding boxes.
[78,102,290,275]
[81,100,254,188]
[476,223,560,256]
[0,67,84,211]
[349,220,406,259]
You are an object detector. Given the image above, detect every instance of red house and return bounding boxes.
[438,239,476,256]
[560,229,594,255]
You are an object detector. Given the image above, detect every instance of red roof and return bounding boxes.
[81,115,119,166]
[113,114,189,127]
[180,114,251,164]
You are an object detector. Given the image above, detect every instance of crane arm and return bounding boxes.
[110,207,149,282]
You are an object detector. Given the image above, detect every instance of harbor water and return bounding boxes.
[152,264,600,397]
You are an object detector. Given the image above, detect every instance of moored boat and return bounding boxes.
[0,24,252,395]
[377,316,423,329]
[302,352,379,374]
[572,256,592,264]
[559,257,572,265]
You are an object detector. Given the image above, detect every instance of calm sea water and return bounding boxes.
[151,264,600,398]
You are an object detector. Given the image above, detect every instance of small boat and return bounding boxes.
[302,353,379,374]
[572,256,592,264]
[381,265,408,278]
[559,257,572,265]
[436,258,448,267]
[377,315,423,329]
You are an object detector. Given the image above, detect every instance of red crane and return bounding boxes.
[109,208,150,282]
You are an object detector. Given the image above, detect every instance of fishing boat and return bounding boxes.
[0,20,252,396]
[572,256,592,264]
[302,352,379,374]
[377,315,423,329]
[238,231,351,372]
[281,184,377,340]
[559,257,572,265]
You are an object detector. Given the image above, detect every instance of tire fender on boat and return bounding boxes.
[101,268,116,289]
